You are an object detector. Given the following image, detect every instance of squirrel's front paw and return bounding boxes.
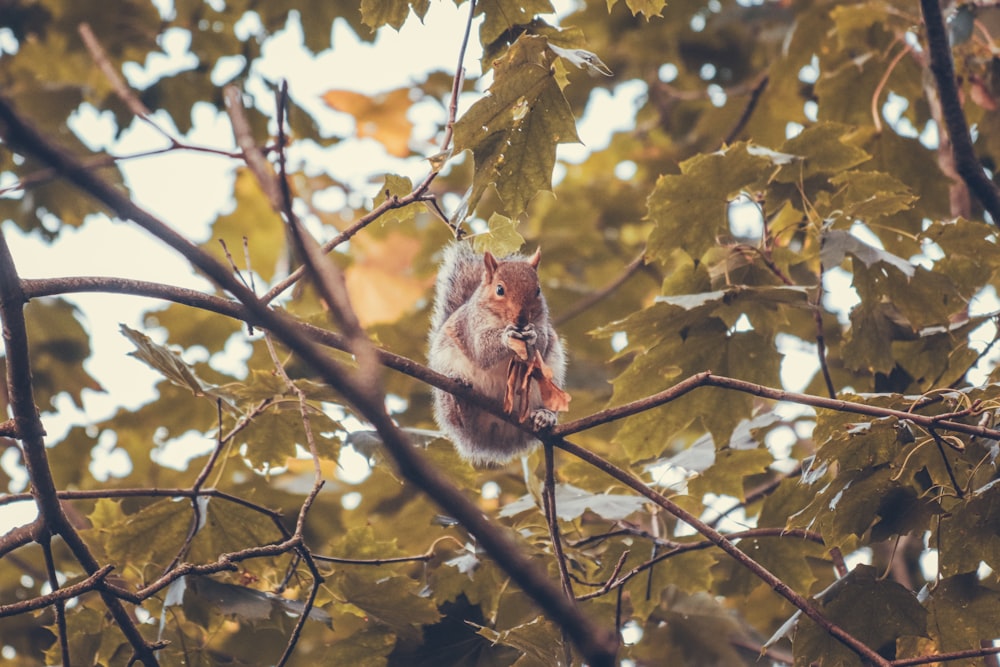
[504,324,537,346]
[530,408,557,431]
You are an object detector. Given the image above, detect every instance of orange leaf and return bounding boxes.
[344,233,434,326]
[322,88,414,157]
[530,350,572,413]
[506,336,529,361]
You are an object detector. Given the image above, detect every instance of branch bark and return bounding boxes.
[920,0,1000,222]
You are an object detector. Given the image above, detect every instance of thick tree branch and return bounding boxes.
[920,0,1000,222]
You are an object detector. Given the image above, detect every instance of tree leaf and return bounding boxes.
[471,213,526,257]
[322,88,415,157]
[187,576,332,627]
[17,298,103,410]
[499,483,647,521]
[795,565,927,666]
[821,229,915,277]
[646,143,777,264]
[454,35,580,218]
[360,0,430,31]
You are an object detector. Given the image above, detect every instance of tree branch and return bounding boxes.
[920,0,1000,222]
[0,565,114,618]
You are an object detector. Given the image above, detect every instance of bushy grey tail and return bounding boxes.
[429,242,483,332]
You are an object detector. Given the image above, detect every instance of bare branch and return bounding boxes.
[920,0,1000,222]
[553,251,646,326]
[0,565,114,618]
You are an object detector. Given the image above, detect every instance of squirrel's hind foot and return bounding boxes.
[530,408,557,431]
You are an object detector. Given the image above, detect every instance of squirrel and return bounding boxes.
[427,242,566,467]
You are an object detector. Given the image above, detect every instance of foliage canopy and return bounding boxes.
[4,0,1000,666]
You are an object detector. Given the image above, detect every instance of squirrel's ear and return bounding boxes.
[483,251,499,279]
[528,247,541,268]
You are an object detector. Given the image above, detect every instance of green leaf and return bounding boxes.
[17,298,102,410]
[687,448,774,502]
[477,0,556,46]
[795,565,927,666]
[925,575,1000,666]
[335,572,440,636]
[476,617,562,667]
[937,485,1000,577]
[471,213,526,257]
[103,498,192,572]
[828,170,917,221]
[188,499,284,564]
[237,403,341,469]
[646,143,777,264]
[205,169,287,283]
[120,324,213,396]
[623,0,667,18]
[454,35,580,218]
[775,122,871,182]
[628,588,760,665]
[360,0,430,30]
[314,623,397,666]
[373,173,417,225]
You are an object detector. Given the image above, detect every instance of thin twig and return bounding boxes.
[575,527,824,601]
[40,535,71,667]
[871,39,912,133]
[542,445,576,635]
[722,73,769,146]
[891,645,1000,666]
[78,23,168,141]
[0,565,114,617]
[813,264,837,399]
[553,251,646,326]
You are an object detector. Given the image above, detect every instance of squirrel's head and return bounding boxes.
[481,249,545,329]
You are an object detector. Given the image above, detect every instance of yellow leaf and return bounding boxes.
[322,88,414,157]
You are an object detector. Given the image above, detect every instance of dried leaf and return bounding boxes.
[503,350,571,421]
[506,336,529,361]
[504,357,522,414]
[530,349,571,413]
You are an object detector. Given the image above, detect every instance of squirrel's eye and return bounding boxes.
[535,286,541,297]
[495,284,505,297]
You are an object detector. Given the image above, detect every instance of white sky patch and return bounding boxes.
[559,79,647,163]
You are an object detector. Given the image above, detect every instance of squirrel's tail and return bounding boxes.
[430,242,482,332]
